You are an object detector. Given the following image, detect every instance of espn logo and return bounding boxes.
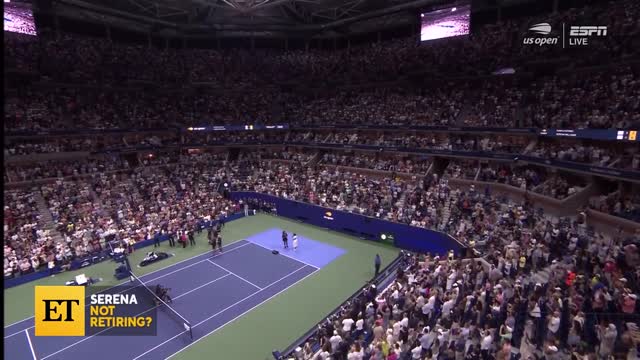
[569,26,607,36]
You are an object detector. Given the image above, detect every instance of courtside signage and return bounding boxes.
[35,286,158,337]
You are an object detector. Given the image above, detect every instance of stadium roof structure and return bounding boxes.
[46,0,461,38]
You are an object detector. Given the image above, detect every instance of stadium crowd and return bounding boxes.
[3,150,639,360]
[6,0,640,86]
[475,164,546,191]
[3,0,640,357]
[310,230,639,360]
[4,0,640,131]
[533,140,639,172]
[319,152,432,175]
[590,193,640,223]
[5,156,130,183]
[3,154,237,278]
[5,64,640,130]
[5,130,636,188]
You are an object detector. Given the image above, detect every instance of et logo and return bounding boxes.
[35,286,85,336]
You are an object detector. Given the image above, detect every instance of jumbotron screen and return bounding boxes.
[4,1,37,36]
[420,4,470,42]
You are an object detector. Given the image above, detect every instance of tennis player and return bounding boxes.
[217,234,222,253]
[292,233,298,251]
[282,230,289,249]
[209,232,217,254]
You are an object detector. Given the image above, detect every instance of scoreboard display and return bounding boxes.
[186,124,288,131]
[539,129,638,141]
[4,1,36,36]
[420,3,471,42]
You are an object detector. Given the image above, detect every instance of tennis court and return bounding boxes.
[4,229,345,360]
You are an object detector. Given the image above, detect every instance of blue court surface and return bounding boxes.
[4,230,345,360]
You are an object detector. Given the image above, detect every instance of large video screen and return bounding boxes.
[420,4,470,42]
[4,1,37,36]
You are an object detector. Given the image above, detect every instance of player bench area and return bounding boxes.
[4,229,345,360]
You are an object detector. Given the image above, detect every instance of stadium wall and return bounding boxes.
[230,192,466,256]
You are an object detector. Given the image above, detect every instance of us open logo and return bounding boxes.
[523,23,559,46]
[323,211,334,220]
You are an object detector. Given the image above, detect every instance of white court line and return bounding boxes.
[39,271,232,360]
[132,265,316,360]
[25,329,37,360]
[4,244,229,329]
[144,242,250,285]
[165,267,318,360]
[4,318,34,330]
[3,238,248,331]
[206,259,262,290]
[4,328,29,340]
[172,274,232,301]
[3,241,250,339]
[247,241,320,269]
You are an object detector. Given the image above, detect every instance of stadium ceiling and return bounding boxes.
[47,0,511,38]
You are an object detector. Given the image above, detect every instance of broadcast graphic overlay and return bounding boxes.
[523,22,608,48]
[34,284,158,337]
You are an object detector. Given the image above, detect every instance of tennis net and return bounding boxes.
[129,271,193,340]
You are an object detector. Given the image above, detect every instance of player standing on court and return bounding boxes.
[293,233,298,251]
[282,230,289,249]
[209,229,217,254]
[217,233,223,253]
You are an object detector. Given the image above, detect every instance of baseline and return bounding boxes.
[134,265,317,360]
[3,239,249,337]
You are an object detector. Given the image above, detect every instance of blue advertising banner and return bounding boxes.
[230,192,466,256]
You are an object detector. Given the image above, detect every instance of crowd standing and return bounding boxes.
[5,66,640,131]
[309,233,639,360]
[4,0,640,131]
[3,150,639,360]
[3,0,640,357]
